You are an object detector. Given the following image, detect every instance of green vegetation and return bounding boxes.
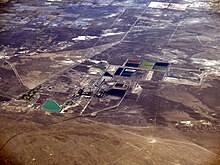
[41,100,61,112]
[140,61,155,69]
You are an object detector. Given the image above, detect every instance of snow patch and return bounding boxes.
[102,32,124,37]
[104,13,118,18]
[47,0,62,2]
[191,58,220,75]
[61,59,74,64]
[148,2,170,9]
[72,35,98,41]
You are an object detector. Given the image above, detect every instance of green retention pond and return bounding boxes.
[41,99,61,112]
[140,61,155,69]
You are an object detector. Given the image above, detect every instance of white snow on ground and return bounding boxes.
[61,59,75,64]
[145,71,154,81]
[191,58,220,75]
[169,59,186,65]
[104,13,118,18]
[47,0,62,2]
[180,17,209,25]
[148,2,170,9]
[168,3,189,11]
[72,36,98,41]
[102,32,124,37]
[87,59,101,64]
[0,55,9,59]
[189,2,211,10]
[149,2,189,11]
[72,31,124,41]
[164,77,199,86]
[131,83,143,94]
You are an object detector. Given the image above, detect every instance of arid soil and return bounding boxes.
[0,110,219,165]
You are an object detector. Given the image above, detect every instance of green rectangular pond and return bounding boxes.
[140,61,155,69]
[41,99,61,112]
